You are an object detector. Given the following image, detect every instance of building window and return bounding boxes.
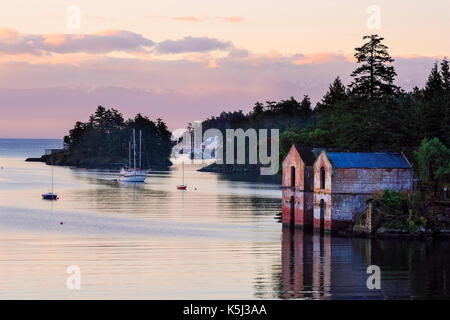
[320,167,325,190]
[291,166,295,187]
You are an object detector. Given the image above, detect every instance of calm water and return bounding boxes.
[0,139,449,299]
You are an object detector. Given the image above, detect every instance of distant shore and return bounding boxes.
[25,150,171,170]
[198,162,262,174]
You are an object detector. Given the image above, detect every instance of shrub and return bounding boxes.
[408,220,419,232]
[378,189,405,212]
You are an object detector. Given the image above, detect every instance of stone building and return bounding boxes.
[313,151,413,232]
[281,145,317,228]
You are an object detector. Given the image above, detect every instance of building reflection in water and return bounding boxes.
[279,227,450,299]
[281,227,332,299]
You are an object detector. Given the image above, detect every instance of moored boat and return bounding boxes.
[42,192,58,200]
[176,161,187,190]
[42,152,58,200]
[119,129,148,183]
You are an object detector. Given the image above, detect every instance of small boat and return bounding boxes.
[120,129,147,183]
[42,155,58,200]
[119,168,147,183]
[42,192,58,200]
[176,161,187,190]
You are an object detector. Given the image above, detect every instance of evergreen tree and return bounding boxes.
[424,62,443,96]
[315,76,347,112]
[252,102,264,116]
[299,95,312,115]
[440,58,450,91]
[350,34,400,99]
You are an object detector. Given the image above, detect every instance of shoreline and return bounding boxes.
[25,154,171,171]
[197,162,262,174]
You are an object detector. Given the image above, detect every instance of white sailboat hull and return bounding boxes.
[119,175,147,182]
[119,169,147,182]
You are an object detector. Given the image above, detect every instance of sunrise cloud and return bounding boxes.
[217,17,245,23]
[291,53,349,65]
[155,36,233,54]
[172,16,202,22]
[0,29,237,58]
[149,16,245,23]
[0,28,154,55]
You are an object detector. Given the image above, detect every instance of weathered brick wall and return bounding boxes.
[313,193,332,230]
[281,145,314,228]
[331,194,372,226]
[313,152,332,230]
[312,152,413,231]
[282,188,311,226]
[313,152,332,193]
[331,168,413,194]
[282,145,305,190]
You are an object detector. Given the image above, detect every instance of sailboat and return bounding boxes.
[176,161,187,190]
[119,129,147,182]
[42,156,58,200]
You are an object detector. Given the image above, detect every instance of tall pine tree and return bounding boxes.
[424,62,443,96]
[315,76,347,112]
[440,58,450,91]
[350,34,400,100]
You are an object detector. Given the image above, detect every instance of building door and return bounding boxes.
[319,199,325,233]
[291,166,296,187]
[290,196,295,227]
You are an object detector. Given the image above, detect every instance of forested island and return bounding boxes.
[28,107,172,169]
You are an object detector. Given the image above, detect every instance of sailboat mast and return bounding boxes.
[139,130,142,169]
[128,141,131,168]
[133,129,136,174]
[51,156,54,193]
[182,161,184,185]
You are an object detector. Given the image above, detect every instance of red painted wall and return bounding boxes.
[281,145,313,227]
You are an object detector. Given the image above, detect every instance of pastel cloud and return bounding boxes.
[0,28,234,56]
[207,59,218,68]
[0,28,154,55]
[149,16,245,23]
[173,16,201,22]
[292,52,349,65]
[218,17,245,23]
[155,36,233,54]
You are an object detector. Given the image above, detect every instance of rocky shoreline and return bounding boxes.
[198,162,262,174]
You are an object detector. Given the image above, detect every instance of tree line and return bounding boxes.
[61,106,172,168]
[201,34,450,192]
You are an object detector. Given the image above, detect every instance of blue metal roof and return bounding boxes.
[325,152,411,169]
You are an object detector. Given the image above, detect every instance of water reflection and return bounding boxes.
[1,144,450,299]
[276,228,450,299]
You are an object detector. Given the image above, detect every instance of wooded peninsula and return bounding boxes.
[29,108,172,169]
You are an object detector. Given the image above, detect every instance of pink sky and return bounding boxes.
[0,0,449,138]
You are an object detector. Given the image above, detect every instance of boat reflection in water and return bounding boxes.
[278,227,450,299]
